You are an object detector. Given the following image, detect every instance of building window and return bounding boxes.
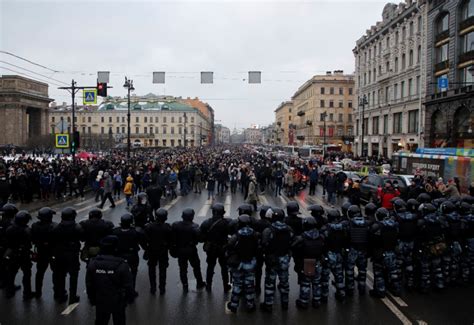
[155,127,159,133]
[383,115,388,134]
[179,117,182,123]
[179,127,182,134]
[386,36,390,48]
[320,100,325,108]
[460,65,474,83]
[171,117,175,123]
[136,127,139,134]
[122,127,125,133]
[88,116,91,123]
[372,116,379,135]
[171,127,174,134]
[417,45,421,63]
[418,16,422,33]
[144,127,147,134]
[401,81,405,98]
[386,61,390,73]
[409,21,414,37]
[136,116,139,123]
[348,101,352,108]
[101,127,104,134]
[163,117,167,123]
[321,87,325,94]
[155,117,159,123]
[191,117,195,123]
[122,117,125,123]
[356,120,359,136]
[329,113,334,121]
[338,113,343,122]
[373,68,377,82]
[402,53,406,69]
[385,86,390,102]
[394,83,399,99]
[88,127,91,133]
[393,113,402,133]
[144,117,147,123]
[461,0,474,20]
[163,127,167,134]
[408,110,419,133]
[416,76,421,95]
[337,128,343,136]
[408,78,414,96]
[349,88,353,95]
[369,71,372,83]
[339,87,343,95]
[436,43,449,63]
[395,31,399,43]
[347,127,353,136]
[109,116,112,123]
[402,26,406,40]
[395,57,399,72]
[338,101,343,108]
[101,117,104,123]
[460,31,474,54]
[329,100,334,108]
[320,113,326,121]
[409,50,414,66]
[367,93,371,107]
[437,13,449,35]
[348,114,352,122]
[330,87,335,95]
[289,116,291,121]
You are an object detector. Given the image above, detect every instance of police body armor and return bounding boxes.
[379,219,398,251]
[267,222,292,257]
[325,222,346,253]
[396,212,418,242]
[349,217,369,251]
[301,230,325,259]
[235,227,258,262]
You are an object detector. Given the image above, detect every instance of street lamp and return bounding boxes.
[183,112,187,147]
[123,77,135,159]
[359,94,368,157]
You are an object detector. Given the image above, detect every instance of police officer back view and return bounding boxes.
[4,210,34,299]
[285,202,303,236]
[144,208,172,295]
[52,207,82,304]
[252,205,272,295]
[171,208,206,292]
[131,192,153,229]
[31,207,57,298]
[86,235,134,325]
[113,213,145,298]
[80,208,114,264]
[261,207,293,312]
[200,203,231,292]
[0,203,18,289]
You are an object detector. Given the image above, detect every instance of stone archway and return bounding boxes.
[0,76,53,146]
[453,105,474,147]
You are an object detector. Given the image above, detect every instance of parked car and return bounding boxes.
[359,174,409,203]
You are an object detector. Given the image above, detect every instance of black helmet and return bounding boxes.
[341,202,352,218]
[432,198,447,209]
[327,209,341,223]
[364,203,377,217]
[259,205,271,219]
[89,208,103,220]
[1,203,18,219]
[406,199,420,213]
[440,201,455,214]
[286,201,300,215]
[347,205,361,219]
[120,213,133,228]
[302,216,317,231]
[393,199,407,213]
[61,207,77,221]
[461,195,474,205]
[237,204,253,216]
[211,203,225,217]
[271,207,285,222]
[417,193,431,204]
[375,208,390,221]
[38,207,56,222]
[458,202,472,215]
[182,208,195,221]
[308,205,324,218]
[15,210,31,226]
[100,235,119,255]
[237,214,252,229]
[420,203,437,216]
[155,208,168,222]
[138,192,148,205]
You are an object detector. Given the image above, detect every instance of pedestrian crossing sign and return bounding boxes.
[55,133,70,148]
[83,89,97,104]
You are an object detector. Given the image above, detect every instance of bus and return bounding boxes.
[282,145,299,157]
[298,146,323,159]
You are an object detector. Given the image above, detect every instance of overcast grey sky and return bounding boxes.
[1,0,387,129]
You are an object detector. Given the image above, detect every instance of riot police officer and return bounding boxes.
[293,216,325,309]
[252,205,272,294]
[417,203,448,292]
[4,210,33,299]
[260,208,293,312]
[285,201,303,236]
[131,192,153,228]
[200,203,231,292]
[341,202,352,220]
[228,203,254,235]
[369,208,400,298]
[52,207,82,304]
[80,208,114,264]
[364,202,378,225]
[143,208,172,295]
[113,213,145,298]
[321,208,348,301]
[393,199,418,290]
[0,203,18,288]
[440,200,463,285]
[225,214,260,313]
[171,208,206,292]
[31,207,57,297]
[307,204,327,230]
[459,201,474,283]
[86,235,134,325]
[345,205,370,296]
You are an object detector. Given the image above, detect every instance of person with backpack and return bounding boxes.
[123,175,134,208]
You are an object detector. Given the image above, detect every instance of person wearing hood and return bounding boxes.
[94,170,104,203]
[123,175,134,208]
[246,175,258,212]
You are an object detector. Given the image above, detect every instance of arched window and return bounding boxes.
[395,57,399,72]
[432,109,447,134]
[417,45,422,63]
[409,50,414,66]
[461,0,474,20]
[436,13,449,34]
[453,106,471,133]
[402,53,406,69]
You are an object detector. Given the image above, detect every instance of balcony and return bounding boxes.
[297,110,305,117]
[296,135,305,140]
[459,50,474,64]
[460,16,474,31]
[435,30,449,44]
[434,60,449,72]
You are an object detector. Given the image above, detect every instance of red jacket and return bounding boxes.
[379,188,400,210]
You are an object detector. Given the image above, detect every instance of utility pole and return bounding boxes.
[123,77,134,159]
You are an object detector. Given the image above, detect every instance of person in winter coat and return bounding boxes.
[98,172,115,209]
[324,171,338,205]
[123,175,134,208]
[246,176,258,212]
[377,182,400,210]
[442,178,461,199]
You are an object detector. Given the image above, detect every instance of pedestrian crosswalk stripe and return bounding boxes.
[198,200,212,218]
[224,194,232,217]
[61,302,79,315]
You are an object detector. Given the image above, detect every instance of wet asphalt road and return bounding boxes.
[1,184,473,325]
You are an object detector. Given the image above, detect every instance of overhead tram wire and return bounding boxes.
[0,61,69,86]
[0,66,65,87]
[0,50,61,73]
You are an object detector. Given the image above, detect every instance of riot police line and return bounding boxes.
[0,193,473,322]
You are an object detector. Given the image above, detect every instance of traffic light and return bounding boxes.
[71,131,80,153]
[97,82,107,97]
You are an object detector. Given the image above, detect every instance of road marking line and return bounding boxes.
[74,197,95,206]
[198,200,212,218]
[224,194,232,217]
[260,195,269,206]
[164,196,182,210]
[102,199,125,212]
[279,195,289,205]
[367,271,408,307]
[366,277,412,325]
[416,321,428,325]
[61,302,79,315]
